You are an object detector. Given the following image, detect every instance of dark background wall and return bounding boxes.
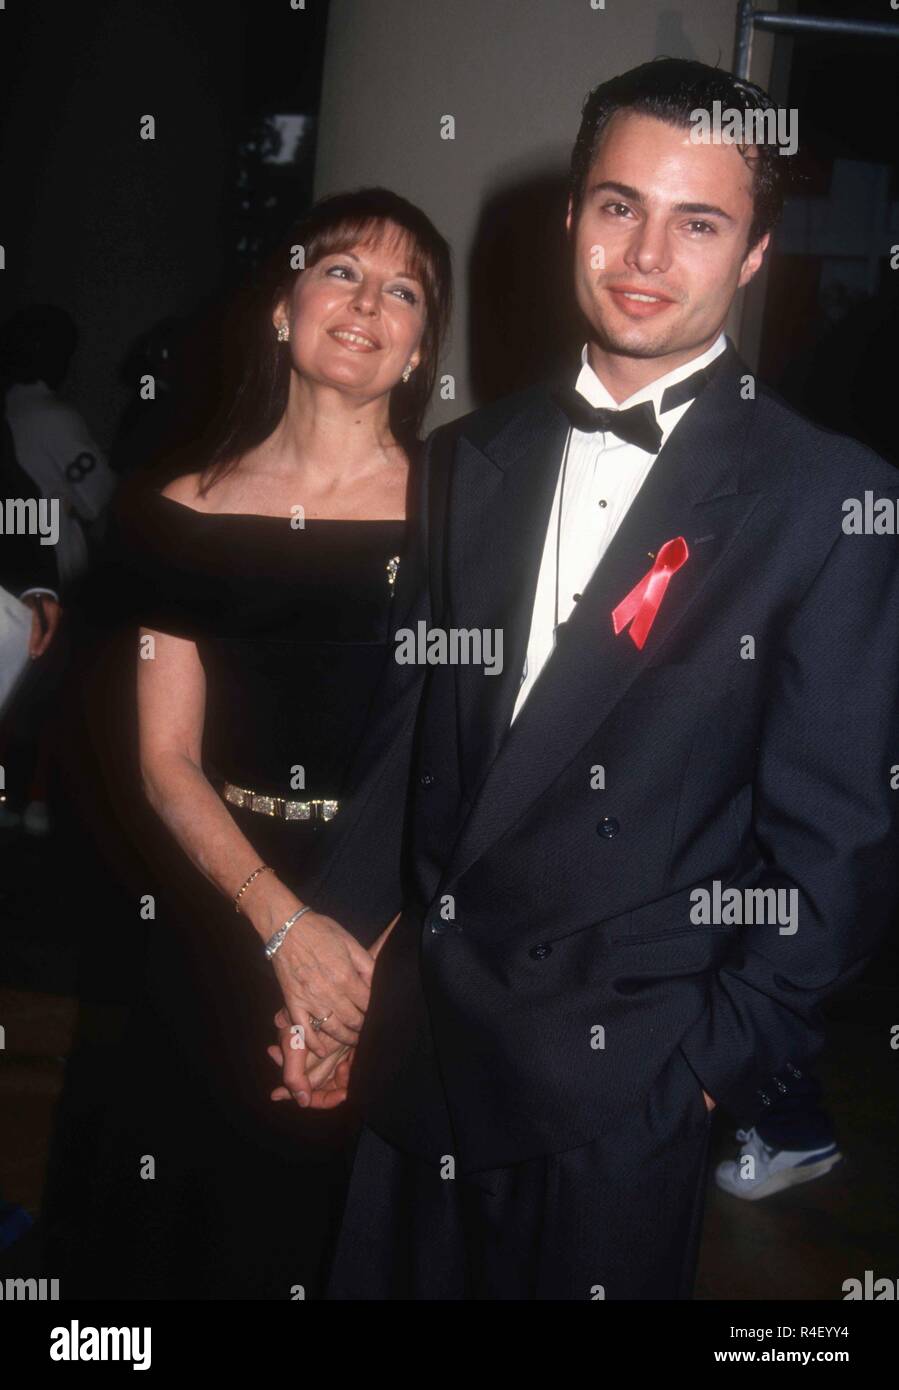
[757,0,899,465]
[0,0,328,453]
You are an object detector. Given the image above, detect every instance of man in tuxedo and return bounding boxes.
[278,58,899,1299]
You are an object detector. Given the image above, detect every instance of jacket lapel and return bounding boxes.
[448,392,571,796]
[444,339,762,885]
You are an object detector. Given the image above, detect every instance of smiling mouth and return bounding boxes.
[609,289,674,304]
[605,286,678,320]
[329,329,380,350]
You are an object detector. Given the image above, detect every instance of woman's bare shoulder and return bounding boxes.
[160,470,215,513]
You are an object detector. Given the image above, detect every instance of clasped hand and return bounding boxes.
[267,912,398,1109]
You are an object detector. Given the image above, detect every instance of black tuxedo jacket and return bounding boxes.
[302,337,899,1176]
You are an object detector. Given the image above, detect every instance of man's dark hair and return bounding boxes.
[569,57,792,252]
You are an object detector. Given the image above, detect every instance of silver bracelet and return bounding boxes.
[264,904,312,960]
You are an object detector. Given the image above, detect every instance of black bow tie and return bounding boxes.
[550,357,723,455]
[551,389,662,453]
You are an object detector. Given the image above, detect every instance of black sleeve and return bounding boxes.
[91,478,229,640]
[679,507,899,1124]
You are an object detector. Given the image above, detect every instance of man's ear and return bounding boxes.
[738,231,770,289]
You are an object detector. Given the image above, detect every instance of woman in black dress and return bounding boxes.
[88,188,451,1299]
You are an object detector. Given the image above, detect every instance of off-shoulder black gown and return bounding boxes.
[83,486,407,1300]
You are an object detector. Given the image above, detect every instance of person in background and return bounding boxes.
[2,305,117,594]
[0,306,115,835]
[714,1070,842,1201]
[0,399,62,832]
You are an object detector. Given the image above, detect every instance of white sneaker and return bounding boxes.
[0,802,23,829]
[22,800,51,836]
[715,1126,842,1201]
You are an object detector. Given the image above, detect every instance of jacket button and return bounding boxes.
[429,917,447,935]
[529,943,552,960]
[596,816,620,838]
[419,772,435,787]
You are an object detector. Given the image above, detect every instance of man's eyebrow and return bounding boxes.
[671,200,734,221]
[589,180,645,203]
[588,181,734,221]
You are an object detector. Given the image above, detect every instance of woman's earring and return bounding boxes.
[401,364,413,383]
[276,322,290,342]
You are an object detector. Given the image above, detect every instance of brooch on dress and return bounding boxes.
[386,555,400,589]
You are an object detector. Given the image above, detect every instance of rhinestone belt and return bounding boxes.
[222,781,339,823]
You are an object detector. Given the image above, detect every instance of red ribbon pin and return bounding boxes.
[612,537,689,650]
